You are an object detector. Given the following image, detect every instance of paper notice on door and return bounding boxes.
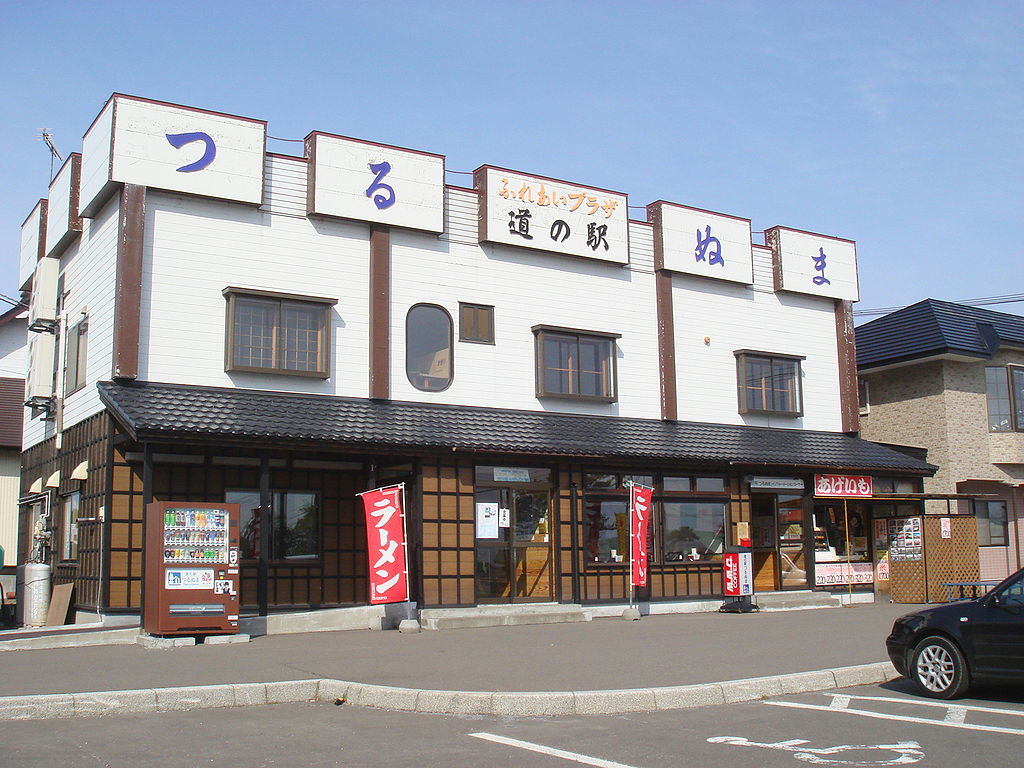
[476,503,499,539]
[498,508,510,528]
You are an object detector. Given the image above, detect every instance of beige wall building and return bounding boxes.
[857,299,1024,580]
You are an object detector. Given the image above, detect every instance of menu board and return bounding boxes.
[888,517,922,562]
[162,507,230,564]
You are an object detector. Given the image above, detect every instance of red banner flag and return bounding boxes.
[358,484,409,605]
[630,484,653,587]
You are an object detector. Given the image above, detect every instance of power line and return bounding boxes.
[854,293,1024,317]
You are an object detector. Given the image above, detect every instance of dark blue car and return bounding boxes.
[886,566,1024,698]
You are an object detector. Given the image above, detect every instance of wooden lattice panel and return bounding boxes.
[924,516,979,603]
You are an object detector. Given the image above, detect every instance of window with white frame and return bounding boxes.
[985,366,1024,432]
[975,500,1008,547]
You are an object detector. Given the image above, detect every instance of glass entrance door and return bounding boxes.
[777,494,808,588]
[474,468,553,604]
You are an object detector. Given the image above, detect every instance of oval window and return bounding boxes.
[406,304,453,392]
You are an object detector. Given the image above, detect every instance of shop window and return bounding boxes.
[985,366,1024,432]
[459,303,495,344]
[534,326,618,402]
[406,304,453,392]
[224,288,335,378]
[225,490,320,561]
[975,500,1008,546]
[736,351,803,416]
[64,315,88,395]
[813,503,870,563]
[582,472,727,565]
[60,491,80,561]
[662,501,727,562]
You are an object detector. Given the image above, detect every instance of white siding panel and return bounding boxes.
[262,155,308,217]
[59,195,121,432]
[752,245,775,292]
[140,192,371,397]
[673,275,841,431]
[441,187,478,245]
[0,320,27,379]
[628,221,655,273]
[389,226,661,418]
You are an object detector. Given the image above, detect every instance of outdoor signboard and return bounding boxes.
[475,166,629,265]
[629,484,653,587]
[814,474,873,498]
[814,562,874,586]
[80,95,266,214]
[358,484,410,605]
[649,201,754,284]
[723,552,753,596]
[306,132,445,232]
[767,226,859,301]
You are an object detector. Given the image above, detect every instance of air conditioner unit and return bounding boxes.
[25,331,56,419]
[28,257,59,333]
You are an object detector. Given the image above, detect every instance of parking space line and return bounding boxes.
[470,732,641,768]
[827,694,1024,719]
[764,701,1024,736]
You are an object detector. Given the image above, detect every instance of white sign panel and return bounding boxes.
[651,202,753,284]
[307,133,445,232]
[770,227,859,301]
[814,562,874,586]
[476,166,629,264]
[476,503,499,539]
[19,200,46,291]
[164,568,215,590]
[109,96,266,205]
[492,467,531,483]
[749,476,805,491]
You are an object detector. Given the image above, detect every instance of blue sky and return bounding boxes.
[2,1,1021,319]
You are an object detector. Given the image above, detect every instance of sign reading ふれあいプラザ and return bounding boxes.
[475,166,629,264]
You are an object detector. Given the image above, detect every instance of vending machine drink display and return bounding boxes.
[144,502,241,636]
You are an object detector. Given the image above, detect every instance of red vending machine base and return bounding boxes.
[144,502,241,636]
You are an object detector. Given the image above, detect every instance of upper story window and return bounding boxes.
[533,326,619,402]
[224,288,336,378]
[985,366,1024,432]
[736,350,804,417]
[857,379,870,416]
[406,304,453,392]
[64,315,88,395]
[459,303,495,344]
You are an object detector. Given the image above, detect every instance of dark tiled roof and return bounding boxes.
[857,299,1024,369]
[97,380,935,474]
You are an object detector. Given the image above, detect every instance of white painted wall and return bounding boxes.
[138,160,371,397]
[0,317,27,380]
[672,265,842,430]
[0,450,20,566]
[24,194,120,449]
[388,189,661,417]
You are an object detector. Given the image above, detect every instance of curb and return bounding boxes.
[0,662,897,720]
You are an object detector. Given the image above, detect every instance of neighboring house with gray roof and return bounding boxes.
[857,299,1024,580]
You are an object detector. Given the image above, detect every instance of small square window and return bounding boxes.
[459,303,495,344]
[224,288,336,378]
[736,351,804,416]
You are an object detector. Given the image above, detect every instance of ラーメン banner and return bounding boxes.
[629,483,653,588]
[357,484,409,604]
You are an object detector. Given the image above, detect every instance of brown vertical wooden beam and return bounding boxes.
[656,269,678,421]
[835,299,859,433]
[369,224,391,400]
[112,184,145,380]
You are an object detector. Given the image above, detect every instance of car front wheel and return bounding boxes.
[911,635,970,699]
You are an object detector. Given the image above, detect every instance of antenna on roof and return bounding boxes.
[39,130,64,180]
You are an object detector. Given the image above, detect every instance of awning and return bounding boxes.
[98,380,937,475]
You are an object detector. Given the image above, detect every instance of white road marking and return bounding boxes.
[823,693,1024,719]
[470,732,640,768]
[765,700,1024,736]
[707,736,924,766]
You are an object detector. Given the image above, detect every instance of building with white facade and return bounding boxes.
[17,94,933,622]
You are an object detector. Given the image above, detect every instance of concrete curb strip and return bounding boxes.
[0,662,897,720]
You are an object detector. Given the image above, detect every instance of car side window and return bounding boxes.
[997,573,1024,606]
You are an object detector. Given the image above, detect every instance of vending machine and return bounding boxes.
[144,501,241,636]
